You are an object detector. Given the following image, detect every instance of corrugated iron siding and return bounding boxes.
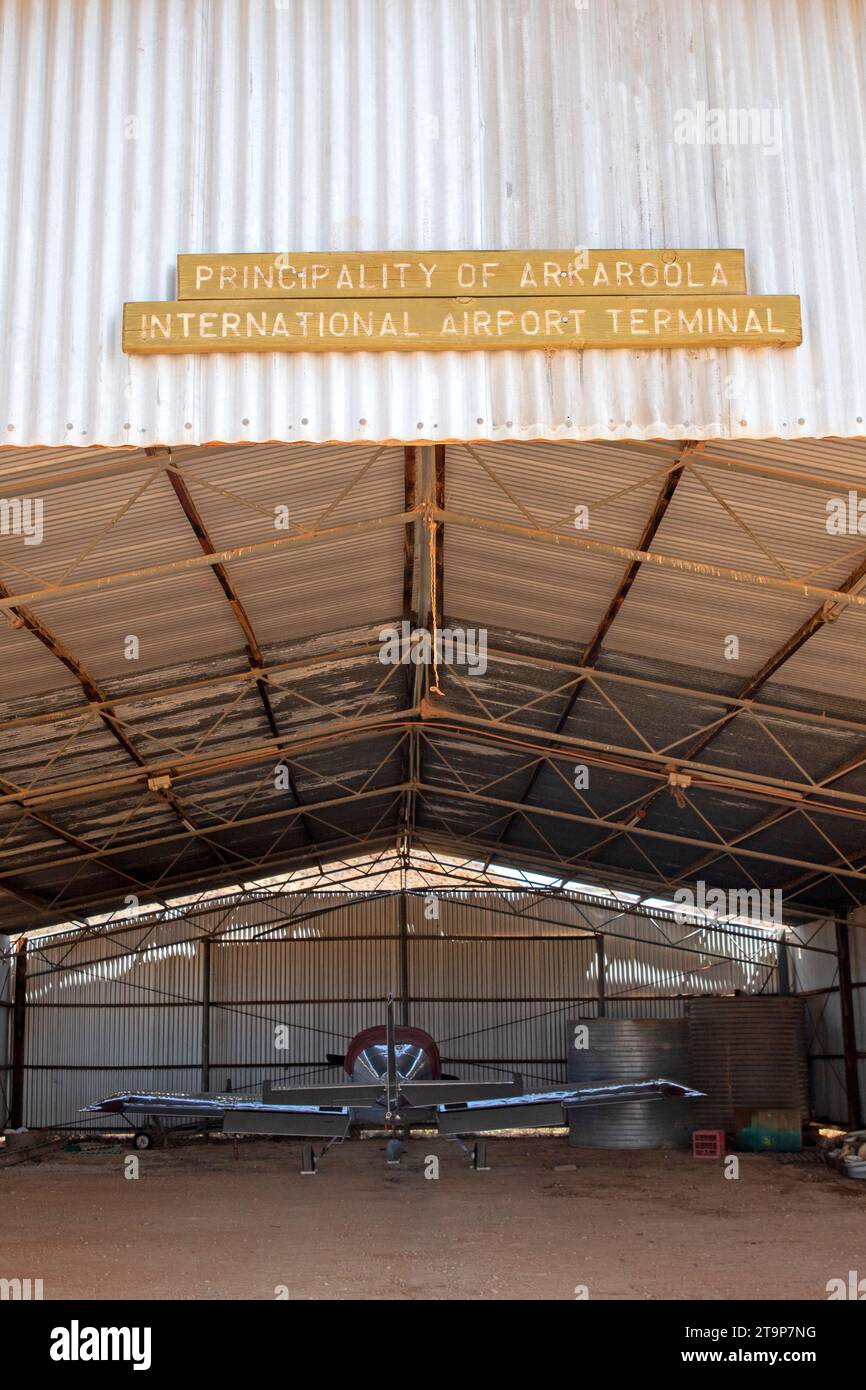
[790,916,866,1126]
[0,0,864,449]
[18,888,781,1124]
[688,996,808,1130]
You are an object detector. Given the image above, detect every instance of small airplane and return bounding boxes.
[84,995,703,1172]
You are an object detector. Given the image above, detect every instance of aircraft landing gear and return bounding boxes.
[472,1140,490,1171]
[131,1119,165,1151]
[385,1137,403,1166]
[300,1135,339,1175]
[449,1134,492,1170]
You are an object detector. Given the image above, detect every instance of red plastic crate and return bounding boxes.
[692,1129,725,1159]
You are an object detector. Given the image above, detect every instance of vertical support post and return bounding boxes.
[777,933,790,995]
[596,934,606,1018]
[9,937,28,1129]
[0,935,10,1130]
[201,936,211,1093]
[399,890,410,1026]
[433,444,445,631]
[400,446,418,856]
[835,913,862,1131]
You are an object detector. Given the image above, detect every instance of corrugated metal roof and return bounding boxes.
[0,0,864,448]
[1,434,866,932]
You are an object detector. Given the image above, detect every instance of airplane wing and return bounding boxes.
[82,1090,356,1138]
[84,1075,703,1139]
[434,1078,704,1134]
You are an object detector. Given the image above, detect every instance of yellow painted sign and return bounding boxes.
[123,250,801,354]
[177,249,747,299]
[124,294,802,353]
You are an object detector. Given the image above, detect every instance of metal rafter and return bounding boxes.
[4,499,866,617]
[3,704,866,897]
[398,445,418,855]
[0,575,232,876]
[587,545,866,875]
[5,435,866,929]
[483,441,697,865]
[6,437,866,509]
[411,827,855,927]
[428,509,866,612]
[7,638,866,744]
[413,779,866,886]
[12,833,407,937]
[0,510,418,612]
[159,449,323,869]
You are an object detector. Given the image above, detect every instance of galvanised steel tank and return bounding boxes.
[687,996,807,1131]
[566,1017,691,1148]
[0,935,10,1129]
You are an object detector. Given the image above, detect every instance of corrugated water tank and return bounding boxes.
[687,997,807,1132]
[566,1017,691,1148]
[0,936,11,1129]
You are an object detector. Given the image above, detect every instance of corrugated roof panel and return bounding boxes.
[445,439,668,641]
[0,442,405,689]
[0,0,864,447]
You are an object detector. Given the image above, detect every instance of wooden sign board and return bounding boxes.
[123,294,801,353]
[178,249,747,299]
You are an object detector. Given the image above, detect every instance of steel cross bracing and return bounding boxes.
[0,438,865,929]
[426,439,866,910]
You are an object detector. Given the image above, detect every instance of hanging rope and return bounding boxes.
[427,512,443,695]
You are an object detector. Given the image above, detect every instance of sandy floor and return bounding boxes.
[2,1135,864,1300]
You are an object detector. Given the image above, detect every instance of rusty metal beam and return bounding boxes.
[13,833,405,937]
[2,634,866,750]
[5,709,866,888]
[413,827,843,926]
[162,452,322,869]
[612,547,866,884]
[417,713,866,815]
[6,437,866,508]
[0,709,415,816]
[0,576,231,875]
[485,445,694,863]
[409,445,447,848]
[0,783,409,880]
[431,508,866,612]
[398,446,418,853]
[414,781,866,885]
[0,640,387,737]
[0,510,418,613]
[3,502,865,617]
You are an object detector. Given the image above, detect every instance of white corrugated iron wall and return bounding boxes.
[790,917,866,1126]
[0,0,864,448]
[17,889,781,1125]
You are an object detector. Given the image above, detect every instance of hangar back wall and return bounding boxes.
[1,888,802,1129]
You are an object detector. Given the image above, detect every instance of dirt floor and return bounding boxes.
[2,1133,864,1300]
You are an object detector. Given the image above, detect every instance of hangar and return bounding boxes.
[1,0,866,1309]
